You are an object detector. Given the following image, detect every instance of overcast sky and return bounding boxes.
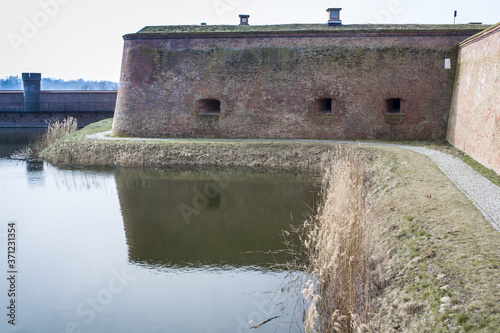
[1,0,499,82]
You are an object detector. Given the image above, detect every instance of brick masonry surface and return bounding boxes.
[447,24,500,175]
[111,27,484,140]
[39,91,117,112]
[0,111,114,128]
[0,91,116,127]
[0,92,24,111]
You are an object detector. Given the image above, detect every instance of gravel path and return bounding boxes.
[89,131,500,231]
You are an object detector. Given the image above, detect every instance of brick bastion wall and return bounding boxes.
[0,89,116,128]
[111,24,487,140]
[447,23,500,175]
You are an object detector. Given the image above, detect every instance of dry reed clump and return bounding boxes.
[300,148,373,333]
[12,117,78,159]
[35,117,78,152]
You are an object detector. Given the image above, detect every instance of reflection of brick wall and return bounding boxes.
[111,25,485,140]
[448,24,500,175]
[115,169,318,266]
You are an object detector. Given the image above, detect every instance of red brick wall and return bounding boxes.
[0,92,23,111]
[447,24,500,175]
[111,29,480,140]
[0,91,116,112]
[40,91,116,111]
[0,90,116,127]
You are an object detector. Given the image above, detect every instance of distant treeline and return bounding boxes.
[0,76,118,90]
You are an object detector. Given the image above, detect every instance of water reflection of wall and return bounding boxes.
[0,128,45,157]
[115,168,319,269]
[26,159,45,187]
[0,128,47,186]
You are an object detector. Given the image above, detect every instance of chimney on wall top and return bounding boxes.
[239,14,250,25]
[326,8,342,25]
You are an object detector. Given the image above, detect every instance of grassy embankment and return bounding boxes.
[297,147,499,332]
[41,119,500,332]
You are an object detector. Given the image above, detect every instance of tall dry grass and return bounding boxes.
[12,117,78,159]
[35,117,78,151]
[299,148,373,333]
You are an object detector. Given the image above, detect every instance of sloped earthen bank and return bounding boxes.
[41,120,341,171]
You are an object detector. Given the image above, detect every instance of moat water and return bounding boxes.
[0,129,319,333]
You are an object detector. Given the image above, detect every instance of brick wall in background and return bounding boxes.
[0,92,24,111]
[0,91,116,127]
[39,91,117,112]
[0,91,116,113]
